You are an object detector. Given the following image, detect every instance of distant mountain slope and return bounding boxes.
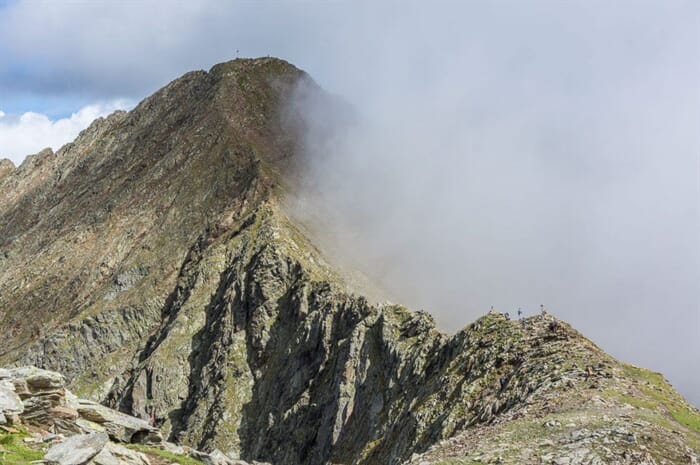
[0,58,697,465]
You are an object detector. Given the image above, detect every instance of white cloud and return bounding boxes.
[0,100,132,165]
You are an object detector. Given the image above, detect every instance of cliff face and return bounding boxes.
[0,58,698,465]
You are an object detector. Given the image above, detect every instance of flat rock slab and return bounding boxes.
[92,442,150,465]
[45,432,109,465]
[8,367,65,390]
[77,400,158,443]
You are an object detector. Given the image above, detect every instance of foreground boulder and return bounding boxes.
[44,435,152,465]
[44,432,110,465]
[91,442,151,465]
[0,366,156,442]
[0,365,263,465]
[76,399,160,443]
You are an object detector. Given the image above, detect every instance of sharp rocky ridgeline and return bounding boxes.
[0,58,698,465]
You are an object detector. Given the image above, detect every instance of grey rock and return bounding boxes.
[161,441,186,455]
[0,385,24,418]
[9,366,65,390]
[90,446,121,465]
[91,442,150,465]
[44,432,109,465]
[193,449,237,465]
[77,400,158,443]
[72,415,105,431]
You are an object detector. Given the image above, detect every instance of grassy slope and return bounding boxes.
[0,430,206,465]
[0,430,44,465]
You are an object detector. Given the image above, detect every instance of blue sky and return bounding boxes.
[0,0,698,405]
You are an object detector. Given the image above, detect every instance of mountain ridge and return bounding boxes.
[0,57,698,465]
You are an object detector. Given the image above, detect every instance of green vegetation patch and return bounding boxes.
[0,432,45,465]
[672,408,700,435]
[622,364,700,435]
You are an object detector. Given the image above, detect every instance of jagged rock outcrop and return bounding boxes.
[0,158,14,182]
[0,366,157,440]
[1,57,698,465]
[0,365,262,465]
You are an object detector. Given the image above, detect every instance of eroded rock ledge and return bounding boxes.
[0,366,265,465]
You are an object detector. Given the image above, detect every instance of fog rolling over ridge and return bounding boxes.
[0,0,697,408]
[285,17,700,407]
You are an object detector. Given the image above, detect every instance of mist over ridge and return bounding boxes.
[0,0,697,407]
[283,8,700,406]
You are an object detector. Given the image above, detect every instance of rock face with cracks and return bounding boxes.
[0,365,261,465]
[0,57,698,465]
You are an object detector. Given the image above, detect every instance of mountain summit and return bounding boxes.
[1,58,698,465]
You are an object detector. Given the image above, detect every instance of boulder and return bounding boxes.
[161,441,186,455]
[76,417,107,434]
[203,449,237,465]
[44,432,109,465]
[91,442,150,465]
[9,366,65,390]
[77,400,160,443]
[189,449,270,465]
[0,385,24,423]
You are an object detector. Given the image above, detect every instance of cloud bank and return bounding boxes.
[286,7,700,406]
[0,0,697,405]
[0,100,132,165]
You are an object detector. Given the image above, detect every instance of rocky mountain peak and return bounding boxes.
[0,58,315,356]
